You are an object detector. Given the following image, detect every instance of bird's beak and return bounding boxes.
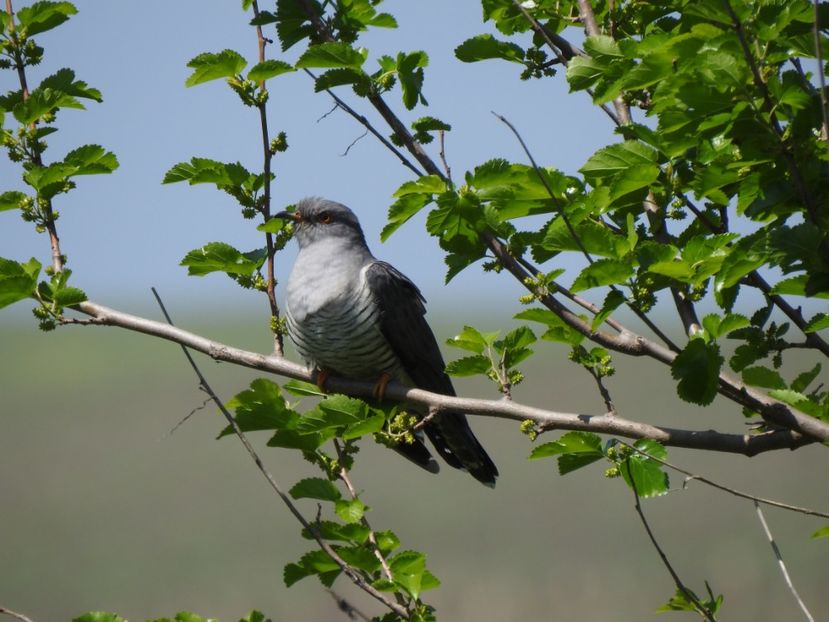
[275,210,301,222]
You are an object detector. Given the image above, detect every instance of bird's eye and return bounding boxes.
[318,211,332,224]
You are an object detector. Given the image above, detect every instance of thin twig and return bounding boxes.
[438,129,452,183]
[304,69,424,177]
[250,0,284,356]
[621,442,829,519]
[753,501,816,622]
[325,588,372,622]
[0,607,35,622]
[341,130,369,157]
[626,462,716,621]
[149,289,409,618]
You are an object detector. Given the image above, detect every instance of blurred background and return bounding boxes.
[1,2,827,621]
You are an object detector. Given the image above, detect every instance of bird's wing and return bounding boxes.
[365,261,498,486]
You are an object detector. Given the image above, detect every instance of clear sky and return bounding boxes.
[0,1,608,321]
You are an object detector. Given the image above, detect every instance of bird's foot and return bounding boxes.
[372,372,393,401]
[314,368,331,393]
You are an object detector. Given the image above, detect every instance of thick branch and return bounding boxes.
[72,300,818,453]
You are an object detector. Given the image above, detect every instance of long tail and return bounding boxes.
[425,413,499,487]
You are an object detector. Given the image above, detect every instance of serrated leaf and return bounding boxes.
[530,431,604,474]
[342,412,386,440]
[186,49,247,86]
[180,243,266,277]
[0,257,41,309]
[792,364,821,393]
[296,42,367,69]
[0,191,28,212]
[580,141,658,181]
[397,50,428,110]
[335,498,366,523]
[219,378,295,438]
[301,520,370,544]
[63,144,119,176]
[247,59,295,82]
[289,477,341,502]
[742,366,786,390]
[805,313,829,333]
[446,325,498,354]
[445,354,491,376]
[566,55,604,91]
[16,1,76,36]
[571,259,633,292]
[380,193,433,242]
[313,67,369,91]
[620,439,669,497]
[671,339,723,406]
[454,33,525,64]
[389,551,428,599]
[592,289,626,331]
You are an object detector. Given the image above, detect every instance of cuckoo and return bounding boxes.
[277,198,498,486]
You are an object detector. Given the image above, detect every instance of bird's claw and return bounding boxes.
[315,368,331,393]
[373,372,392,401]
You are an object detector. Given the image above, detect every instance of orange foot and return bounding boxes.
[314,368,331,393]
[373,372,392,401]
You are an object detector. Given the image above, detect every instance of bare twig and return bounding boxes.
[438,129,452,183]
[0,607,35,622]
[341,130,369,157]
[150,290,409,619]
[70,298,823,452]
[304,69,424,177]
[325,588,372,622]
[621,442,829,519]
[626,462,716,621]
[250,0,284,356]
[753,501,816,622]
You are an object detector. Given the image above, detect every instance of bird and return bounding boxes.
[277,197,498,486]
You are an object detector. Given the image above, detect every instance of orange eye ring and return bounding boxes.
[318,211,332,224]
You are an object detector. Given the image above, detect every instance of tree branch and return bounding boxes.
[71,299,819,453]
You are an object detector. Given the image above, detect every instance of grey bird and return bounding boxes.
[277,197,498,486]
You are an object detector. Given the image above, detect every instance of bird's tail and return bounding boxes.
[425,413,499,487]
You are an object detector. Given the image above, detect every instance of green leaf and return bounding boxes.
[16,1,76,36]
[219,378,295,438]
[571,259,633,293]
[389,551,429,599]
[284,550,341,587]
[620,439,669,497]
[342,412,386,440]
[583,35,624,60]
[185,50,247,86]
[0,191,28,212]
[295,42,367,70]
[71,614,126,622]
[592,289,626,331]
[282,379,326,397]
[529,431,604,475]
[180,243,266,277]
[289,477,341,502]
[811,524,829,539]
[163,158,253,188]
[313,68,370,91]
[446,325,498,354]
[454,33,525,64]
[0,257,41,309]
[792,364,821,393]
[742,366,786,390]
[580,141,658,181]
[334,498,366,523]
[805,313,829,333]
[445,354,491,377]
[63,144,119,176]
[566,55,604,91]
[380,193,433,242]
[397,51,428,110]
[671,338,723,406]
[247,59,295,81]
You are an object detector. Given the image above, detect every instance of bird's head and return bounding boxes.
[277,198,367,250]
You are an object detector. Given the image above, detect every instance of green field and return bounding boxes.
[1,311,826,621]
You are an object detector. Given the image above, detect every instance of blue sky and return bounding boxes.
[1,1,608,320]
